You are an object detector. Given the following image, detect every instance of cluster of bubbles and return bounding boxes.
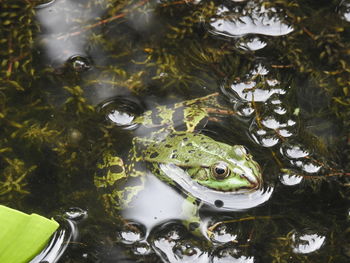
[207,0,293,52]
[114,219,326,262]
[222,63,325,186]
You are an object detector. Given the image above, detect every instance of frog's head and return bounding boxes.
[144,132,262,192]
[188,145,262,192]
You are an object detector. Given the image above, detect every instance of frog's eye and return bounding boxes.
[211,162,230,180]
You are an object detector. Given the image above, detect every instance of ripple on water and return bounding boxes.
[30,217,75,263]
[159,163,274,211]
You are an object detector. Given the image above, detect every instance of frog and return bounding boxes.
[94,93,263,225]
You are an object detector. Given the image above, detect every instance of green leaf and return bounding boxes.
[0,205,59,263]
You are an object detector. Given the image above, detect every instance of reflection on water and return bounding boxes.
[2,0,348,262]
[209,2,293,38]
[30,218,75,263]
[121,174,187,233]
[291,230,326,254]
[159,163,273,211]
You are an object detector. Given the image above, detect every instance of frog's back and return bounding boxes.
[143,132,234,167]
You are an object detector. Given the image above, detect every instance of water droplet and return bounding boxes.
[65,207,87,221]
[279,170,303,186]
[211,246,255,263]
[99,96,143,130]
[291,160,322,174]
[291,230,326,254]
[209,224,238,243]
[117,222,146,244]
[249,123,280,147]
[270,99,282,105]
[281,144,310,159]
[266,79,280,87]
[234,102,255,117]
[208,5,293,38]
[67,55,91,72]
[132,242,152,255]
[278,128,293,137]
[274,106,287,115]
[228,80,286,103]
[261,117,284,129]
[173,242,201,259]
[238,37,267,51]
[338,1,350,22]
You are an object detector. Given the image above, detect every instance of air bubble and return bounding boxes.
[117,222,146,244]
[209,224,238,243]
[67,55,91,72]
[281,144,310,159]
[279,169,303,186]
[98,96,143,130]
[132,242,152,255]
[290,230,326,254]
[65,207,87,221]
[249,123,280,147]
[211,246,255,263]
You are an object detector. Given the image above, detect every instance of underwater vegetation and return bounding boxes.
[0,0,350,262]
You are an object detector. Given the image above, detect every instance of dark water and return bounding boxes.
[1,0,350,262]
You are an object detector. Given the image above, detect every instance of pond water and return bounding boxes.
[1,0,350,262]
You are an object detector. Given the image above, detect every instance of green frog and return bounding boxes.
[94,93,263,221]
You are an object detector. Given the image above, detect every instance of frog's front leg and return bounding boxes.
[181,195,203,237]
[95,149,146,214]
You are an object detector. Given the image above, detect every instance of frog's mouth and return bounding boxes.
[159,163,273,211]
[195,173,261,192]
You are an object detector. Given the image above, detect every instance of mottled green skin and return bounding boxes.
[94,93,262,215]
[143,132,261,191]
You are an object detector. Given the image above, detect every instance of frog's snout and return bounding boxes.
[241,170,262,190]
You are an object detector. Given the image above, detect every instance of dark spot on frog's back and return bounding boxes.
[96,165,123,177]
[165,144,172,148]
[149,152,159,158]
[110,165,124,174]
